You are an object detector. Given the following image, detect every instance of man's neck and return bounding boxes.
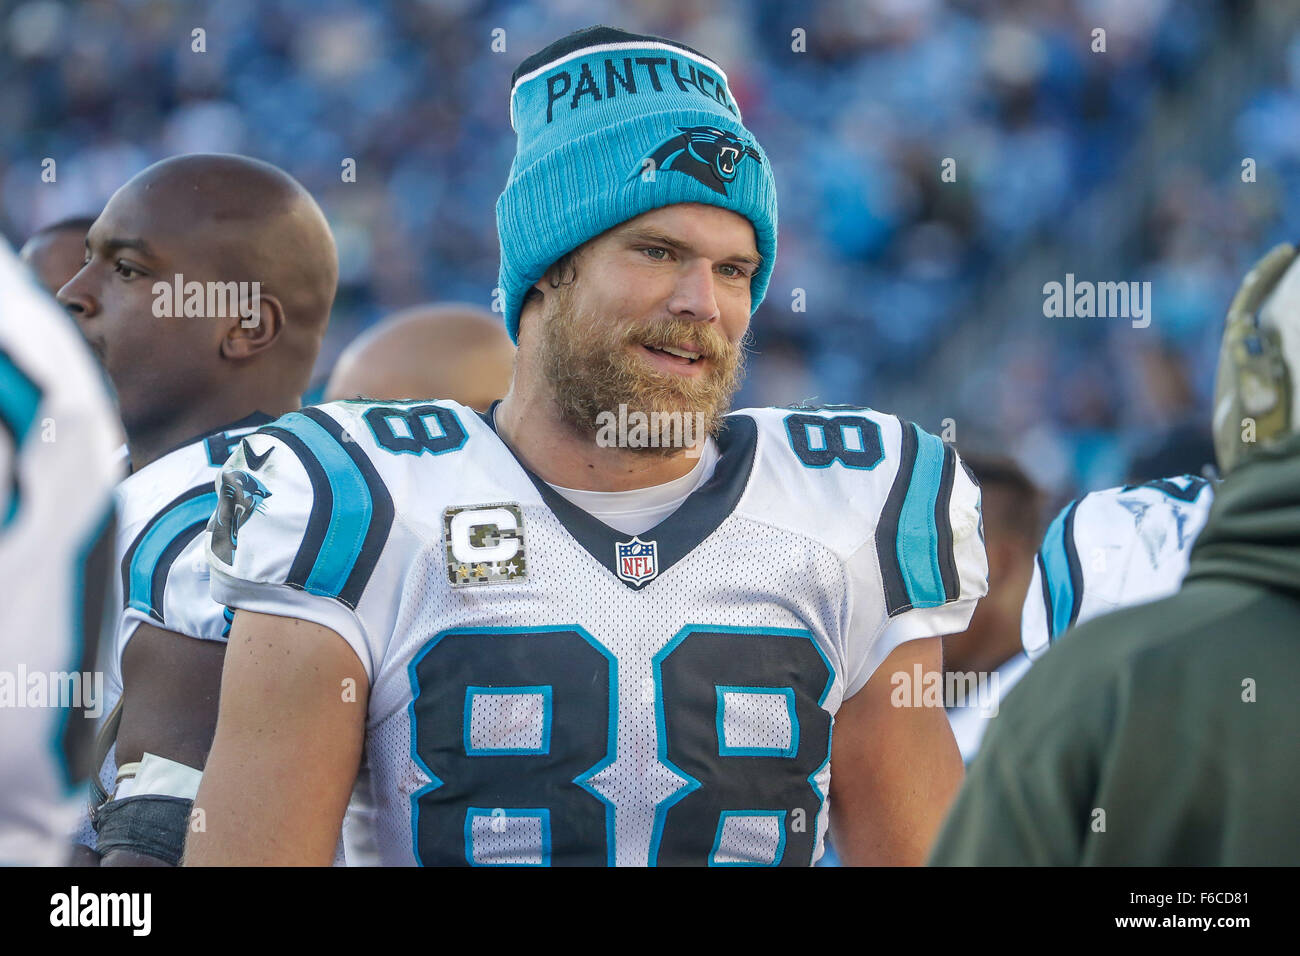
[494,391,706,492]
[125,396,296,471]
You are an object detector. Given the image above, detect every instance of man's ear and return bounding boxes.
[221,292,284,360]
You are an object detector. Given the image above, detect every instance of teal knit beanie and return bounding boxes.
[496,25,778,343]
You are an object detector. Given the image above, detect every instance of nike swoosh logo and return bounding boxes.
[242,438,274,471]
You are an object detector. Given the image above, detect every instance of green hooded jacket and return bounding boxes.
[929,435,1300,865]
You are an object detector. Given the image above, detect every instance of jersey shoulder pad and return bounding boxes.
[736,405,985,617]
[737,406,987,699]
[1022,475,1215,660]
[1111,474,1216,517]
[736,404,901,549]
[206,401,487,678]
[207,403,409,610]
[1070,474,1214,597]
[208,399,500,601]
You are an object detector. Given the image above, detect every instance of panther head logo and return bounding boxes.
[209,469,271,564]
[631,125,763,195]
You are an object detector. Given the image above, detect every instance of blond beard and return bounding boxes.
[538,282,748,457]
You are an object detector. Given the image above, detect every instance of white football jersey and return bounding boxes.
[0,241,122,865]
[208,400,988,866]
[1021,475,1215,661]
[73,413,272,850]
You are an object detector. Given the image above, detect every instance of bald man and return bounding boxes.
[57,154,337,866]
[325,304,515,411]
[19,216,97,295]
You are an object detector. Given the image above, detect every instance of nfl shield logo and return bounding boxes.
[615,536,659,586]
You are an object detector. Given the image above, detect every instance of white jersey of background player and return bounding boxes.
[73,416,271,849]
[205,398,986,865]
[1021,475,1215,661]
[0,240,121,865]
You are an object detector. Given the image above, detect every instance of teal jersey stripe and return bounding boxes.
[895,424,949,609]
[127,491,218,615]
[273,412,374,599]
[1039,502,1078,639]
[1,348,43,526]
[0,349,41,444]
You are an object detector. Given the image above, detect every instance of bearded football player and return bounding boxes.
[189,27,987,867]
[58,153,338,865]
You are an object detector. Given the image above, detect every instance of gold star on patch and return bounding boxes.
[456,564,470,580]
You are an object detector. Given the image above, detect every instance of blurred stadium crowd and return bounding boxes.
[4,0,1299,502]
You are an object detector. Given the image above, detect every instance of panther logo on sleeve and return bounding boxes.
[209,469,272,564]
